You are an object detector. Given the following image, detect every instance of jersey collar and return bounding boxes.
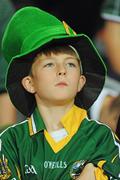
[28,107,46,135]
[28,105,87,136]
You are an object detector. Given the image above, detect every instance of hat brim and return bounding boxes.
[6,34,106,116]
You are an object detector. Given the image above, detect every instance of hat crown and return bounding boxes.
[2,7,63,62]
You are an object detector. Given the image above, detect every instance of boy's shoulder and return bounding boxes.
[80,118,120,149]
[83,117,110,128]
[81,118,113,138]
[0,119,29,141]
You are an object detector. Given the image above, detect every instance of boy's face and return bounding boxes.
[22,52,86,105]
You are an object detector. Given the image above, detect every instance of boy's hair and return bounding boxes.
[30,45,83,75]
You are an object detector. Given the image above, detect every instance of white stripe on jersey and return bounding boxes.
[31,114,37,134]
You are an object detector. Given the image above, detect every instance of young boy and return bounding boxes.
[0,6,120,180]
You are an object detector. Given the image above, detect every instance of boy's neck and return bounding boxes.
[37,100,74,133]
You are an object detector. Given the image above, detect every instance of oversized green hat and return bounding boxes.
[2,6,106,116]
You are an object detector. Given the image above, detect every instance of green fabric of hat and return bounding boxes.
[2,6,107,116]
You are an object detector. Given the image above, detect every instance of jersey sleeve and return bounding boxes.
[92,126,120,179]
[0,128,21,180]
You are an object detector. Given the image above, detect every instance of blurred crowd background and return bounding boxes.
[0,0,120,138]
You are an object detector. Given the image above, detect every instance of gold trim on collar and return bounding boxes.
[44,105,87,153]
[28,117,34,136]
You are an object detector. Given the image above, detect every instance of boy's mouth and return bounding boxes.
[55,82,68,86]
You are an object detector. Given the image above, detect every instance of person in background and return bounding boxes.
[0,0,17,132]
[0,0,26,133]
[90,85,120,138]
[95,0,120,81]
[90,0,120,138]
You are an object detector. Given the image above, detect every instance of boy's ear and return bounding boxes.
[21,76,36,94]
[77,75,86,92]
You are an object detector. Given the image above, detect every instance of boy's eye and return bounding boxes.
[66,63,76,67]
[44,63,54,67]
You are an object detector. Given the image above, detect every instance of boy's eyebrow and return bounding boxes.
[35,55,78,61]
[41,57,80,64]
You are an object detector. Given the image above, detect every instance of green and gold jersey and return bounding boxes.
[0,105,120,180]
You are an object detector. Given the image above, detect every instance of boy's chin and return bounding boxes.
[50,98,74,106]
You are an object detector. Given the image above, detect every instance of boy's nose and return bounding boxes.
[58,72,66,76]
[57,65,66,76]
